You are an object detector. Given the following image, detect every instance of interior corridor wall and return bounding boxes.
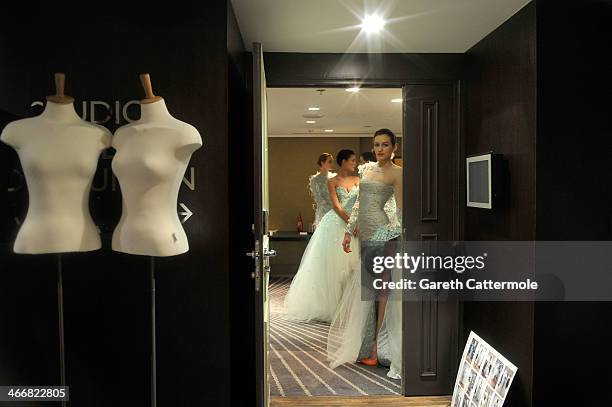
[227,1,256,405]
[464,3,537,407]
[533,0,612,405]
[268,136,361,230]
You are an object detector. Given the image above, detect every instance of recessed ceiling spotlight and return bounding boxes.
[362,14,385,34]
[324,129,334,132]
[346,87,360,93]
[308,107,320,111]
[306,120,316,124]
[391,98,402,103]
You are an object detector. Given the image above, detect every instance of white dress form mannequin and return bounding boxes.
[111,74,202,256]
[0,73,111,254]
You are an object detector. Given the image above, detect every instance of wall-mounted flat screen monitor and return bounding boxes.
[467,153,493,209]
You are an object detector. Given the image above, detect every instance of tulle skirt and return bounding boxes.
[283,210,360,322]
[327,242,403,379]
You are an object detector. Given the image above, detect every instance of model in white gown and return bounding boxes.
[284,150,360,322]
[329,130,403,379]
[309,171,335,228]
[309,153,336,228]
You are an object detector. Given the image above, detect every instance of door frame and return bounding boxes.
[253,42,269,407]
[261,77,465,397]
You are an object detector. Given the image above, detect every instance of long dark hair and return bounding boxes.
[361,151,375,162]
[374,128,397,145]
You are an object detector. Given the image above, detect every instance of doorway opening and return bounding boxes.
[266,87,404,398]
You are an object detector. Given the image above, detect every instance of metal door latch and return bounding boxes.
[246,250,260,259]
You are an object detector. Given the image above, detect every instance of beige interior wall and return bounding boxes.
[268,137,362,231]
[359,137,373,158]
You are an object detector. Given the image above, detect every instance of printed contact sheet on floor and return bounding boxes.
[451,331,517,407]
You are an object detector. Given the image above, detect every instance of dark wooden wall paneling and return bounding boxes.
[264,52,464,85]
[0,1,232,406]
[227,2,256,406]
[403,84,460,394]
[464,3,537,407]
[533,1,612,405]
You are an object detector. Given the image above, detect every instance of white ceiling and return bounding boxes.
[232,0,531,53]
[268,87,402,137]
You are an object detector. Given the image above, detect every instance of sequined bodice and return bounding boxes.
[336,185,358,212]
[309,172,335,226]
[358,180,397,241]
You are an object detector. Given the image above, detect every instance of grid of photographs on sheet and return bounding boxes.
[451,331,517,407]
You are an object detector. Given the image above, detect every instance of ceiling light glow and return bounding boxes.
[306,120,316,124]
[391,98,402,103]
[324,129,334,132]
[308,107,320,111]
[346,87,360,93]
[362,14,385,34]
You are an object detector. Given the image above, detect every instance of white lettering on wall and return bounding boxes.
[183,167,196,190]
[30,100,140,124]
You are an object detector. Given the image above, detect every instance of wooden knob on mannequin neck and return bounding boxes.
[139,73,163,104]
[46,72,75,104]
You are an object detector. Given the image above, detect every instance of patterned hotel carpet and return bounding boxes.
[268,278,401,397]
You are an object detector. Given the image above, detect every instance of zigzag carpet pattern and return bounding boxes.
[269,278,401,397]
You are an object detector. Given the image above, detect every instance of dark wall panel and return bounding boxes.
[0,255,61,407]
[264,52,464,85]
[403,84,460,395]
[227,3,256,407]
[535,0,612,242]
[465,3,537,242]
[0,1,232,406]
[534,1,612,405]
[61,253,151,407]
[464,3,537,407]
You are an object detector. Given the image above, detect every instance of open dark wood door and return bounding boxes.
[250,42,271,407]
[402,84,461,395]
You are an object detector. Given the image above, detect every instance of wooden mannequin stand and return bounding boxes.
[0,68,112,402]
[47,73,74,105]
[139,73,163,104]
[112,73,201,406]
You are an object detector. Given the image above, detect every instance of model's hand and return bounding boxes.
[342,233,352,253]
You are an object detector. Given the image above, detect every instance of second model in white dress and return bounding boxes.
[284,184,359,322]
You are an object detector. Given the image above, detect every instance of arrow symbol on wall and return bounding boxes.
[178,203,193,224]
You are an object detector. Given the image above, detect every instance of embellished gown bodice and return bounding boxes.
[354,180,400,241]
[309,171,335,227]
[347,162,401,242]
[336,185,359,213]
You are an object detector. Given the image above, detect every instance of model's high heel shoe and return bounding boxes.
[359,357,379,366]
[359,342,378,366]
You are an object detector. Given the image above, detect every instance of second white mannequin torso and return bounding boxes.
[111,99,202,256]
